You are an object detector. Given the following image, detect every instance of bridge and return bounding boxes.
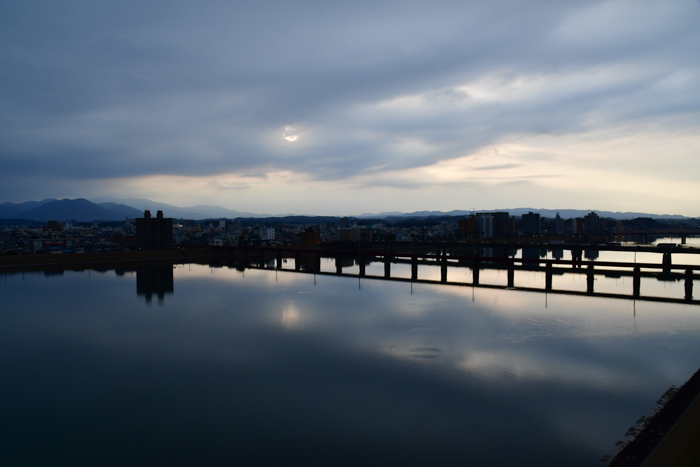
[226,243,700,306]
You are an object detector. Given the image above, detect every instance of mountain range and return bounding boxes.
[0,199,143,222]
[0,198,692,223]
[358,208,690,220]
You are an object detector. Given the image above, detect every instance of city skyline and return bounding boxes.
[1,1,699,216]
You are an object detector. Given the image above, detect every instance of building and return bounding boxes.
[458,216,476,238]
[584,212,601,233]
[300,226,321,244]
[492,212,511,238]
[135,210,173,250]
[476,213,494,239]
[553,213,564,235]
[521,212,541,236]
[43,220,63,233]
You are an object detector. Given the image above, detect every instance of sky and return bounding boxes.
[1,0,699,216]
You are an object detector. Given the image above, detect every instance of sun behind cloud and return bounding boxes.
[283,126,299,142]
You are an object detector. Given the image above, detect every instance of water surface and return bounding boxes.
[2,264,700,466]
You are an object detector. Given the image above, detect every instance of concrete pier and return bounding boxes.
[507,259,515,288]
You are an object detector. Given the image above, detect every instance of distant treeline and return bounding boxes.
[0,219,44,228]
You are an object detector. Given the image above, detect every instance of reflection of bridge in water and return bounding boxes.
[230,245,700,306]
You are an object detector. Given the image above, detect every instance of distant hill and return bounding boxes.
[90,197,264,220]
[0,198,141,222]
[357,208,690,220]
[97,202,143,220]
[1,197,692,223]
[0,199,57,218]
[1,198,57,212]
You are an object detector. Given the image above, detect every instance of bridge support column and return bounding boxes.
[384,255,391,278]
[294,251,301,271]
[276,250,282,270]
[440,252,447,283]
[411,255,418,281]
[663,253,672,273]
[587,264,595,294]
[545,263,553,291]
[472,260,480,285]
[335,255,343,274]
[682,235,687,245]
[633,266,641,297]
[686,269,693,301]
[507,259,514,288]
[359,255,366,277]
[259,249,265,268]
[314,251,321,273]
[572,248,581,269]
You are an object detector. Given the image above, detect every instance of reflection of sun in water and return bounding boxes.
[282,303,301,329]
[283,126,299,142]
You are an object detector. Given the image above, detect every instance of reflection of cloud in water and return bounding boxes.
[410,347,442,359]
[282,303,301,329]
[459,350,647,393]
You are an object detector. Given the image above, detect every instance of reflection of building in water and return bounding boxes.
[584,249,599,261]
[552,249,564,260]
[522,248,547,260]
[137,265,174,305]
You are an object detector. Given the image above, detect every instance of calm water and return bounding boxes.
[2,263,700,466]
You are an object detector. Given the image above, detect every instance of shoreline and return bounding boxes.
[609,367,700,466]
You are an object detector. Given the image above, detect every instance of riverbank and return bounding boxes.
[609,367,700,466]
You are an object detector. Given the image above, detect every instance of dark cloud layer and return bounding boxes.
[1,0,699,200]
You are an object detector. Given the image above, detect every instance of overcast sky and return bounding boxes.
[1,0,699,215]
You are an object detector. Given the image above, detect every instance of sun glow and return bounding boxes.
[283,126,299,142]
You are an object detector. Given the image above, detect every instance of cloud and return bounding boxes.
[0,0,699,213]
[472,164,522,171]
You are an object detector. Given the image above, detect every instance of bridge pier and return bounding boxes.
[633,267,641,297]
[259,249,265,268]
[314,251,321,273]
[335,254,343,274]
[507,259,514,288]
[686,269,694,301]
[587,264,595,294]
[359,255,366,277]
[276,250,282,270]
[411,255,418,281]
[663,252,672,273]
[384,255,391,278]
[572,248,582,269]
[472,260,480,285]
[295,251,301,271]
[545,262,552,291]
[682,234,687,245]
[440,252,447,283]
